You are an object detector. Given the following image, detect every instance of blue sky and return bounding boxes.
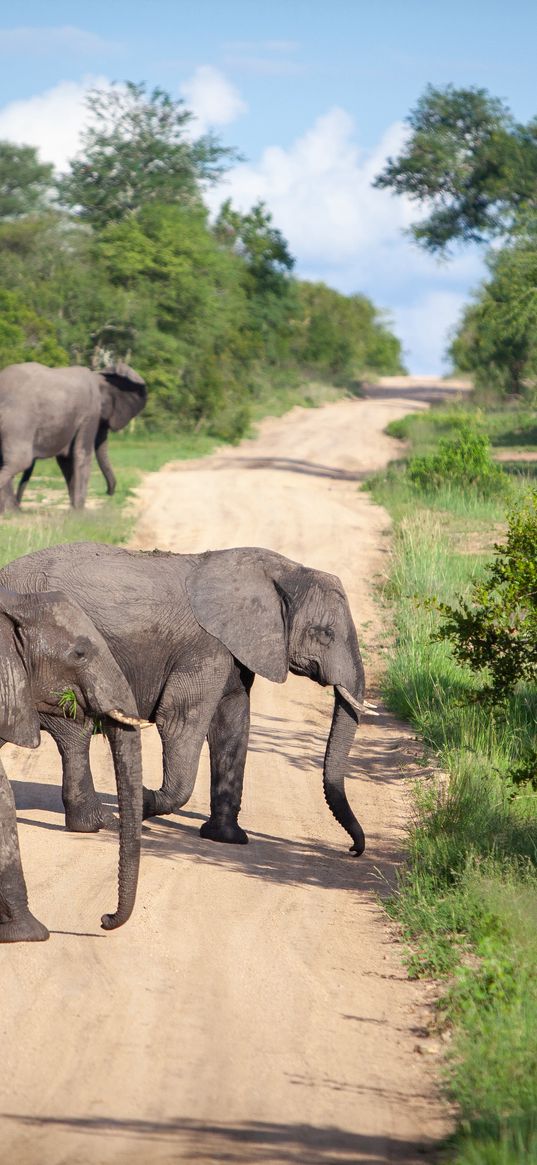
[1,1,536,372]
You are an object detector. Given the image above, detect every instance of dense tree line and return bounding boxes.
[0,82,404,439]
[375,84,537,395]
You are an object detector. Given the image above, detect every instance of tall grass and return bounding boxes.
[369,403,537,1163]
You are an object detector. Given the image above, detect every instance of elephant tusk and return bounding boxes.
[335,686,380,716]
[108,708,152,729]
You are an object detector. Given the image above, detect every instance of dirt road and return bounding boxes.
[1,382,461,1164]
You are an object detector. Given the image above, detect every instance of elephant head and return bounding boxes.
[0,588,147,939]
[95,363,147,496]
[187,547,368,854]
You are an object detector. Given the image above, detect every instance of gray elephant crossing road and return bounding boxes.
[0,360,146,511]
[0,541,369,859]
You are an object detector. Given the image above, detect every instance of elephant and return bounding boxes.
[0,360,147,512]
[0,585,148,943]
[0,542,373,857]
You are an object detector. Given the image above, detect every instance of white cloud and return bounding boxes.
[0,76,110,172]
[0,25,117,55]
[180,66,246,133]
[209,108,486,372]
[209,109,412,262]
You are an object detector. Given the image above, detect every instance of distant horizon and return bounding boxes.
[0,1,535,373]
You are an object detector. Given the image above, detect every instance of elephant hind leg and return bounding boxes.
[16,459,36,504]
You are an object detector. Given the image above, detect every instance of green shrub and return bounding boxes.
[407,424,508,496]
[436,491,537,699]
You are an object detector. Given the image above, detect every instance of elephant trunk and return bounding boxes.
[322,688,365,855]
[100,724,142,931]
[94,422,116,496]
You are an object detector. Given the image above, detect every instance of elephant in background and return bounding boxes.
[0,360,147,512]
[1,542,372,857]
[0,586,148,943]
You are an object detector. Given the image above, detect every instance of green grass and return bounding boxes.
[386,400,537,456]
[368,405,537,1163]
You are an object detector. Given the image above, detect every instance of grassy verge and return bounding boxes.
[367,403,537,1163]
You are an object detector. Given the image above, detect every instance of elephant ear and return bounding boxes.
[186,549,289,682]
[100,363,147,431]
[0,600,40,748]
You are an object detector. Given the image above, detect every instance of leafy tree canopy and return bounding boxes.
[0,288,68,368]
[0,141,54,220]
[293,282,405,378]
[450,217,537,393]
[214,200,297,361]
[58,81,238,229]
[374,85,537,253]
[215,199,295,287]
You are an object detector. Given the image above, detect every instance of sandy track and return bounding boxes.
[1,383,460,1164]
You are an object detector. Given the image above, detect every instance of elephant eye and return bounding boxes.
[309,624,335,646]
[70,636,91,662]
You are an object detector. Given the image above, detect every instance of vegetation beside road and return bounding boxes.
[368,401,537,1163]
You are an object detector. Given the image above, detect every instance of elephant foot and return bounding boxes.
[0,910,49,943]
[65,801,117,833]
[200,817,249,845]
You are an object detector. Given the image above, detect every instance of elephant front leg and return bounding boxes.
[200,667,253,846]
[58,423,95,510]
[0,759,49,942]
[42,715,117,833]
[143,664,231,821]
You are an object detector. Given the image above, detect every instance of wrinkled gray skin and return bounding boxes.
[0,361,147,512]
[0,586,145,944]
[1,543,368,857]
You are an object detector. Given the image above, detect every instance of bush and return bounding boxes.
[407,423,508,497]
[437,491,537,698]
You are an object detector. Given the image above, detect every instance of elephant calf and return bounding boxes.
[0,360,147,512]
[0,543,373,858]
[0,587,148,943]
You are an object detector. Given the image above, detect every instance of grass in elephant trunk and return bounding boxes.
[367,404,537,1165]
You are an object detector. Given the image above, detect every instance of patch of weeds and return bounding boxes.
[369,404,537,1163]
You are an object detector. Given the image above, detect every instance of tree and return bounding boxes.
[293,282,405,378]
[0,141,53,220]
[59,82,238,229]
[374,85,537,254]
[214,200,297,362]
[0,289,68,368]
[450,220,537,393]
